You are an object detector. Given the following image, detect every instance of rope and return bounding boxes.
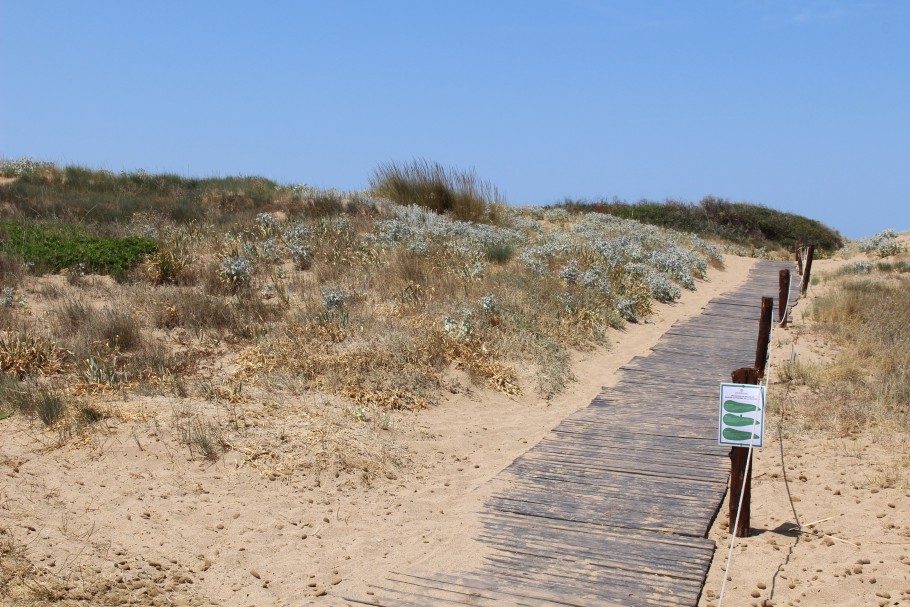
[717,268,797,607]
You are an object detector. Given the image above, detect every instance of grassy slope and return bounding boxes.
[555,196,844,253]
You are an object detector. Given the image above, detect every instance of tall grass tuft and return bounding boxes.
[370,160,505,223]
[0,375,68,426]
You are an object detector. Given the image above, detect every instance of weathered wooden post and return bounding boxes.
[795,242,803,276]
[800,244,815,295]
[755,296,773,377]
[779,269,790,327]
[729,366,759,537]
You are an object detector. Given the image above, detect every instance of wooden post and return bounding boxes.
[801,244,815,295]
[755,296,773,377]
[778,269,790,327]
[795,242,803,276]
[729,367,759,538]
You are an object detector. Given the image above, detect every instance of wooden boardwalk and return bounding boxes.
[347,261,799,607]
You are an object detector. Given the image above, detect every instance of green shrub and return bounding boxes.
[0,222,156,277]
[555,196,844,252]
[484,242,514,264]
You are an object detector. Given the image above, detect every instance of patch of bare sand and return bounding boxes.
[0,255,755,606]
[699,256,910,607]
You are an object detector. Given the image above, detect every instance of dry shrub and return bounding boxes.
[53,300,142,353]
[53,296,90,331]
[127,340,183,379]
[92,308,142,351]
[0,329,67,377]
[151,287,236,331]
[0,252,25,287]
[140,232,197,285]
[0,375,67,425]
[238,325,444,410]
[442,334,520,394]
[238,307,523,408]
[776,359,819,386]
[175,412,227,461]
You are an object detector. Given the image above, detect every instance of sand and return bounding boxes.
[698,253,910,607]
[1,256,756,606]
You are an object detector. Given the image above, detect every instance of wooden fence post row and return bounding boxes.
[795,242,803,276]
[754,296,773,377]
[800,245,815,295]
[728,293,775,538]
[778,269,790,327]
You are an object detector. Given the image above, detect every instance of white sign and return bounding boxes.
[718,383,766,448]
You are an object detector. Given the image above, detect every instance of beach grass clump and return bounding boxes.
[370,160,505,223]
[0,380,68,426]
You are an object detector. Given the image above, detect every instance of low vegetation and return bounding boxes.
[0,158,726,424]
[776,263,909,442]
[0,158,375,225]
[555,196,844,253]
[857,229,906,258]
[0,221,156,277]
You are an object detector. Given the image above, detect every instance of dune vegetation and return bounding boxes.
[0,159,730,442]
[776,257,910,441]
[555,196,844,254]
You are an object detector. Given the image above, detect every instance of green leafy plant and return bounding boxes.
[0,221,157,277]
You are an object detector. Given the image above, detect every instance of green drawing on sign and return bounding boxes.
[723,413,758,427]
[723,399,759,414]
[722,427,758,441]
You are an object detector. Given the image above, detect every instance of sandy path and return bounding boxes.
[0,255,755,607]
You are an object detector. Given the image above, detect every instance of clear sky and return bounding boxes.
[1,1,908,238]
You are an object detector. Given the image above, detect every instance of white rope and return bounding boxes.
[717,269,795,607]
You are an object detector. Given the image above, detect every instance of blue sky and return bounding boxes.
[1,1,907,238]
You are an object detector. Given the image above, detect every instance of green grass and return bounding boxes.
[554,196,844,252]
[0,221,156,277]
[0,163,363,224]
[0,164,279,223]
[876,260,910,273]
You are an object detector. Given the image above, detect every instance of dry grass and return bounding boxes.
[174,410,228,461]
[774,273,910,438]
[0,532,204,606]
[0,252,25,288]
